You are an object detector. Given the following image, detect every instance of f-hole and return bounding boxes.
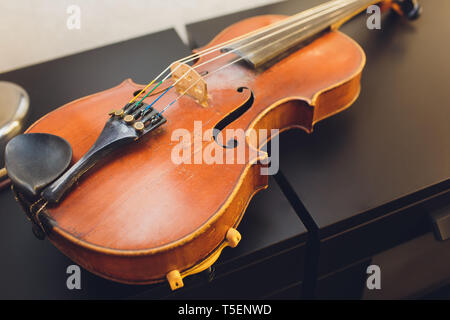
[213,87,254,149]
[133,90,145,96]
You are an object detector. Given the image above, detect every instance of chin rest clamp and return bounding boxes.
[12,186,50,240]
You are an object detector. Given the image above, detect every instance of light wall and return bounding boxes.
[0,0,282,73]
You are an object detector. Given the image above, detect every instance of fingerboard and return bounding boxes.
[222,0,378,69]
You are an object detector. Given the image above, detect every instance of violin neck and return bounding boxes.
[223,0,384,69]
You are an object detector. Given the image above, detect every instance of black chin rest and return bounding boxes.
[5,133,72,198]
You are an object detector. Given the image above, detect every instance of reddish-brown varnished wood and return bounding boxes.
[22,15,365,284]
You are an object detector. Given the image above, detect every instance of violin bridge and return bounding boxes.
[170,62,208,107]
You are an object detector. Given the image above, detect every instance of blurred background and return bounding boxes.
[0,0,283,73]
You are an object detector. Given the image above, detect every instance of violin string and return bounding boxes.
[129,1,337,104]
[171,0,349,67]
[136,80,163,105]
[157,0,363,115]
[129,0,351,104]
[131,0,365,119]
[176,0,356,66]
[181,0,357,78]
[189,0,364,71]
[156,0,362,115]
[144,85,174,112]
[132,0,357,109]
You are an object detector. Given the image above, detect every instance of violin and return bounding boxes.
[4,0,421,290]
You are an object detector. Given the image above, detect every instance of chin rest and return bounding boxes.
[5,133,72,199]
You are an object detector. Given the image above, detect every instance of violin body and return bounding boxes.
[18,15,365,286]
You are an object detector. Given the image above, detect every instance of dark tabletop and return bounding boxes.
[187,0,450,237]
[0,29,306,298]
